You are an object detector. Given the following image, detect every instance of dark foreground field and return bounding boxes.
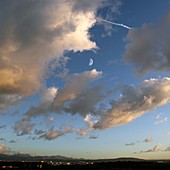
[1,160,170,170]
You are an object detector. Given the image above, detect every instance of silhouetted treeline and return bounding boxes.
[0,160,170,169]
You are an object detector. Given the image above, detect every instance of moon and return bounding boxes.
[89,58,93,66]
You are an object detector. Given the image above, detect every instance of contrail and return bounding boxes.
[98,18,132,30]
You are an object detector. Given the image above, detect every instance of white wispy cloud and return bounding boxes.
[154,113,168,125]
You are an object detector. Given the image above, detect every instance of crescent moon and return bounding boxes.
[89,58,93,66]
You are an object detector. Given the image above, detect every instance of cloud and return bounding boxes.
[14,119,34,136]
[44,117,56,126]
[0,125,6,129]
[34,129,46,136]
[97,0,123,36]
[124,10,170,74]
[0,94,21,111]
[0,138,5,141]
[42,87,58,103]
[39,127,74,140]
[14,75,170,136]
[0,144,11,154]
[89,135,98,139]
[165,146,170,151]
[94,77,170,129]
[45,117,56,124]
[154,113,168,125]
[77,128,89,137]
[166,131,170,135]
[144,137,152,143]
[140,144,163,153]
[52,69,102,112]
[77,114,98,136]
[125,143,135,146]
[64,85,105,115]
[23,69,102,120]
[9,140,16,144]
[0,0,104,110]
[155,117,168,125]
[144,144,170,152]
[12,69,103,137]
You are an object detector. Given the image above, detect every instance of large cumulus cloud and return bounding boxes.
[124,10,170,74]
[0,0,104,110]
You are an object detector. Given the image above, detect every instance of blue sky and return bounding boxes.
[0,0,170,159]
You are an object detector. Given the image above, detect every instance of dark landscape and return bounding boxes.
[0,154,170,169]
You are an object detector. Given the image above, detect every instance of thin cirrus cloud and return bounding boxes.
[154,114,168,125]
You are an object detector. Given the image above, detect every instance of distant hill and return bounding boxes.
[0,153,74,162]
[0,153,148,162]
[94,157,144,163]
[0,154,149,163]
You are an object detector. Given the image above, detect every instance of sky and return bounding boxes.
[0,0,170,160]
